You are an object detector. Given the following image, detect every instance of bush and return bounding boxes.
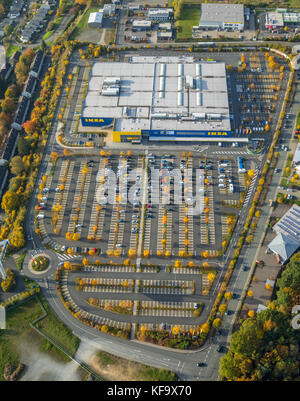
[31,256,49,272]
[1,269,16,292]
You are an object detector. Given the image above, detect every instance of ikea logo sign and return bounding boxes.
[81,117,114,127]
[207,132,229,136]
[84,118,105,123]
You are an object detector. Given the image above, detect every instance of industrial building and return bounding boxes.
[88,10,104,28]
[268,204,300,263]
[81,56,239,143]
[196,3,244,31]
[292,142,300,174]
[132,20,152,31]
[265,9,300,30]
[157,22,173,40]
[148,8,174,21]
[265,12,284,30]
[103,4,116,16]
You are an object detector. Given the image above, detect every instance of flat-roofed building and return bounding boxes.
[88,10,103,28]
[265,12,284,30]
[103,4,116,16]
[148,8,174,21]
[80,56,239,143]
[197,3,244,31]
[132,20,152,31]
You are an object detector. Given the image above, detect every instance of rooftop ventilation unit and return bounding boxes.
[185,76,194,89]
[103,77,120,85]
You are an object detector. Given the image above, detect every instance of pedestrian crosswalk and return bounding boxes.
[244,169,258,205]
[56,253,77,262]
[212,151,248,155]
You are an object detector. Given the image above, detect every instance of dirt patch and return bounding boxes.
[77,28,103,43]
[88,354,144,381]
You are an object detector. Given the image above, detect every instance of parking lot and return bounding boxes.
[36,151,259,264]
[227,52,288,136]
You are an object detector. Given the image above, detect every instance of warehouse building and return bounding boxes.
[265,12,284,30]
[197,3,244,31]
[80,56,242,143]
[265,9,300,30]
[268,204,300,263]
[132,20,152,31]
[148,8,174,21]
[88,10,104,28]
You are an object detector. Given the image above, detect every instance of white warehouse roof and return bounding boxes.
[88,11,103,25]
[199,3,244,25]
[83,57,230,133]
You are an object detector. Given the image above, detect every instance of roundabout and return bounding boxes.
[28,254,51,275]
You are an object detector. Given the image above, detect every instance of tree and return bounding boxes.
[17,136,31,156]
[219,351,242,381]
[23,119,39,135]
[3,24,13,36]
[10,227,25,249]
[219,304,228,315]
[5,84,18,99]
[207,272,215,282]
[101,324,109,333]
[1,98,16,114]
[21,48,35,66]
[1,269,16,292]
[224,292,232,301]
[10,156,24,175]
[213,318,222,329]
[174,260,181,268]
[201,322,210,334]
[1,190,19,213]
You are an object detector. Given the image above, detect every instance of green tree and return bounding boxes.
[17,136,31,156]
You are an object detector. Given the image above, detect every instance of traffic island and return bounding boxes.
[29,255,51,274]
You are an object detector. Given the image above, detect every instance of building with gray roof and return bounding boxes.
[197,3,244,31]
[268,204,300,263]
[80,56,241,143]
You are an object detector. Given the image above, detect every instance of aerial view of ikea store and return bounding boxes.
[81,56,242,143]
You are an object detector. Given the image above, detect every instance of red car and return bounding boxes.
[39,206,45,210]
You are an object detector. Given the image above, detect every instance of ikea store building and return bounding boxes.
[81,56,243,143]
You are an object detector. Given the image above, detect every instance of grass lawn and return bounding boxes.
[15,251,26,271]
[5,44,21,58]
[297,110,300,127]
[35,294,80,358]
[176,6,200,40]
[70,6,99,40]
[92,350,177,381]
[43,30,54,41]
[0,294,80,380]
